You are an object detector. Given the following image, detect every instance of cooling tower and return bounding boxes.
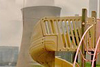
[16,6,61,67]
[89,0,98,16]
[99,0,100,18]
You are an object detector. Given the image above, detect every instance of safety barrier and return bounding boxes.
[41,17,81,51]
[39,16,95,51]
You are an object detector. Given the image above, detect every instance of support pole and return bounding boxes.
[91,11,97,48]
[91,11,97,67]
[73,14,79,63]
[81,9,87,67]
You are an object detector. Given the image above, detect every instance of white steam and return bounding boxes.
[25,0,54,7]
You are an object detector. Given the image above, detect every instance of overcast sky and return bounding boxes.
[0,0,89,47]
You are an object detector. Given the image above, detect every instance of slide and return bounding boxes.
[29,17,77,67]
[29,38,73,67]
[55,57,73,67]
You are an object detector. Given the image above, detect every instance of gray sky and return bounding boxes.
[0,0,89,47]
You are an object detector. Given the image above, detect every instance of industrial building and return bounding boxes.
[0,46,19,67]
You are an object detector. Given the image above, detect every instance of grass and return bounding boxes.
[78,62,100,67]
[30,62,100,67]
[86,63,100,67]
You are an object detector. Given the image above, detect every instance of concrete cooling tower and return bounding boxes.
[89,0,98,16]
[16,0,61,67]
[99,0,100,18]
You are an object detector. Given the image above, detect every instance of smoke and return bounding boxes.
[25,0,54,7]
[0,0,23,47]
[55,0,89,16]
[89,0,98,17]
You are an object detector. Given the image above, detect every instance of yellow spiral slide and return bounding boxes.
[29,34,73,67]
[29,17,81,67]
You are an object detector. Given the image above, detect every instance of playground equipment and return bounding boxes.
[73,24,95,67]
[92,36,100,67]
[73,18,100,67]
[94,19,100,64]
[29,9,99,67]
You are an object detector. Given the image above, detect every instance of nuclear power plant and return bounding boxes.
[15,0,100,67]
